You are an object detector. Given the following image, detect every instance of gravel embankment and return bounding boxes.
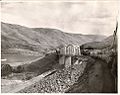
[19,61,87,93]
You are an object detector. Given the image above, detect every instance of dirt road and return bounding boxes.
[66,57,116,93]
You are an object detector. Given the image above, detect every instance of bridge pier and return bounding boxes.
[59,56,72,68]
[59,55,65,65]
[65,56,72,68]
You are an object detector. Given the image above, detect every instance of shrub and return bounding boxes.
[1,64,12,76]
[13,65,24,73]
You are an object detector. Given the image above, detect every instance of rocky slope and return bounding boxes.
[18,59,87,93]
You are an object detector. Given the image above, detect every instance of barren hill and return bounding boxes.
[1,22,106,54]
[80,35,116,49]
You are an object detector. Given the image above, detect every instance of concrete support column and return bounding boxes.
[65,56,71,68]
[79,47,81,55]
[59,55,65,65]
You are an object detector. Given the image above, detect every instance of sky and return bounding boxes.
[1,0,119,36]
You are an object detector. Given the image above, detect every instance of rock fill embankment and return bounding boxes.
[19,60,87,93]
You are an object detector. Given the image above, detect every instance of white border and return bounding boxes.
[0,0,119,95]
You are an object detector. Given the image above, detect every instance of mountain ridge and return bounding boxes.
[1,22,106,54]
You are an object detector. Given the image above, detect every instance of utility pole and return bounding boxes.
[111,21,118,50]
[111,20,118,92]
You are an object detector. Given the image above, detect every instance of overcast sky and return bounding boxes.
[1,1,119,36]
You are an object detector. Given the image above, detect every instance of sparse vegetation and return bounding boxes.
[13,65,25,73]
[1,64,12,76]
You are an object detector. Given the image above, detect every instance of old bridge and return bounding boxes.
[59,44,81,68]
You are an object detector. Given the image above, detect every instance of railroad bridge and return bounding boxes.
[59,44,81,68]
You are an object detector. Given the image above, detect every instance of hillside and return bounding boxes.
[1,22,106,55]
[80,35,117,49]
